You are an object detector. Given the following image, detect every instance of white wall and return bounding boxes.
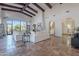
[44,3,79,37]
[31,3,79,38]
[32,10,44,25]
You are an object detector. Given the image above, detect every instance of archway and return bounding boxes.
[61,17,75,54]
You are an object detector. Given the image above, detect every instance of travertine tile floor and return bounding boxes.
[0,35,79,56]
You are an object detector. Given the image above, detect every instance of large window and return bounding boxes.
[13,20,21,32]
[13,20,27,32]
[6,20,13,35]
[21,21,26,32]
[6,19,27,34]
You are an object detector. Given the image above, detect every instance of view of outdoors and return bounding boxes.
[6,19,26,35]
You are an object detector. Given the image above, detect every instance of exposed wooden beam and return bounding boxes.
[45,3,52,9]
[0,3,22,9]
[21,3,36,16]
[27,6,38,13]
[32,3,45,12]
[1,8,32,17]
[2,8,19,12]
[21,3,29,11]
[24,9,36,16]
[16,3,38,13]
[20,12,32,17]
[0,3,35,16]
[15,3,25,6]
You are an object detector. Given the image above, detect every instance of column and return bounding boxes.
[0,6,2,24]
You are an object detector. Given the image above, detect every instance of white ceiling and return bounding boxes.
[1,3,57,17]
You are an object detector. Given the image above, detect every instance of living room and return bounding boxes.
[0,3,79,56]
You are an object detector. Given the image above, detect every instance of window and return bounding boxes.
[21,21,26,31]
[13,20,21,32]
[6,19,27,33]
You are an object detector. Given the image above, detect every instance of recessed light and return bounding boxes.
[66,10,70,13]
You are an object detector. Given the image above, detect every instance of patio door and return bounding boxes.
[7,23,13,35]
[6,20,13,35]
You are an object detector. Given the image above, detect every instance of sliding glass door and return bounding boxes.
[21,21,26,32]
[6,19,27,35]
[13,20,21,34]
[6,21,13,35]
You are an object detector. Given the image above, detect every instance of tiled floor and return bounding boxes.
[0,35,79,56]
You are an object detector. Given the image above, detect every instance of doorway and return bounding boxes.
[6,21,13,35]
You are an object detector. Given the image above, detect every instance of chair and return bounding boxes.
[71,33,79,48]
[22,32,31,44]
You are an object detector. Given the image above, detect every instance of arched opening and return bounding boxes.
[61,17,75,54]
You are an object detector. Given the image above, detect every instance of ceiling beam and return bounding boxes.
[16,3,38,13]
[21,3,29,11]
[24,9,36,16]
[45,3,52,9]
[1,8,32,17]
[20,3,36,16]
[0,3,22,9]
[32,3,45,12]
[27,6,38,13]
[0,3,35,16]
[15,3,25,6]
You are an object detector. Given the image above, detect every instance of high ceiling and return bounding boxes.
[0,3,57,17]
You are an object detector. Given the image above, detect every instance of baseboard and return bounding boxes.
[34,35,62,44]
[55,35,62,38]
[34,38,50,44]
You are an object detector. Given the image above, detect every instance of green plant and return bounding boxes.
[14,24,21,31]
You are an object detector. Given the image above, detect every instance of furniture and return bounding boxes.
[30,31,36,43]
[13,31,24,41]
[16,35,23,41]
[71,32,79,48]
[30,31,49,43]
[30,23,49,43]
[22,32,30,43]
